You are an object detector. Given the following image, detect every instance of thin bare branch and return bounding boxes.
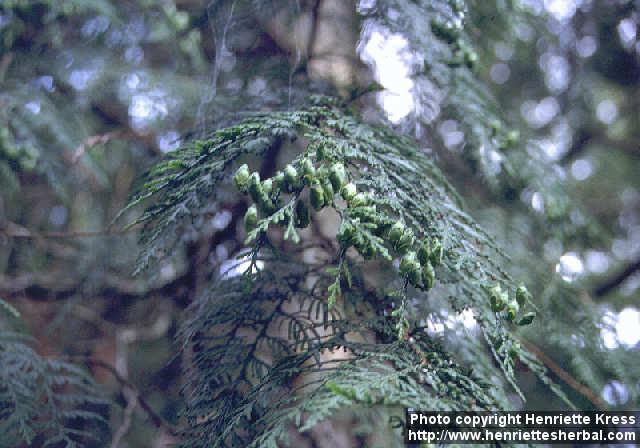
[522,340,607,410]
[69,356,179,436]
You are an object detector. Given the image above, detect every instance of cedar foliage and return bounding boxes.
[128,99,569,446]
[0,329,107,448]
[1,0,639,447]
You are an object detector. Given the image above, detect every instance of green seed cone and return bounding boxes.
[505,300,519,321]
[421,261,435,290]
[261,178,273,196]
[337,220,355,247]
[388,222,405,245]
[395,229,415,255]
[515,285,530,307]
[509,341,521,360]
[489,285,506,312]
[341,183,357,202]
[257,192,275,214]
[356,240,375,260]
[349,192,369,208]
[400,251,421,286]
[284,164,299,191]
[431,20,458,44]
[329,163,347,191]
[408,268,421,287]
[273,171,285,189]
[464,48,478,69]
[352,205,377,222]
[429,240,443,266]
[316,144,328,160]
[504,129,520,148]
[301,158,316,186]
[234,164,250,193]
[244,205,258,232]
[248,172,262,202]
[417,240,431,265]
[322,179,334,203]
[295,200,310,228]
[310,182,325,210]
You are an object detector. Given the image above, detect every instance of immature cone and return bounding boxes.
[322,178,334,203]
[353,205,377,222]
[373,218,390,237]
[284,164,298,191]
[317,164,328,178]
[234,164,250,193]
[396,228,415,255]
[244,204,258,232]
[489,119,502,137]
[261,178,273,196]
[248,172,262,202]
[431,19,458,44]
[295,200,310,228]
[463,47,478,69]
[337,220,355,247]
[489,285,506,312]
[329,162,347,191]
[388,222,405,246]
[505,300,519,321]
[273,171,285,189]
[356,240,375,260]
[310,182,325,210]
[300,157,316,185]
[316,144,328,160]
[341,183,357,202]
[509,341,521,360]
[503,130,520,148]
[417,240,431,265]
[400,251,422,287]
[421,261,435,290]
[349,192,369,208]
[515,285,530,307]
[430,240,443,266]
[257,191,275,214]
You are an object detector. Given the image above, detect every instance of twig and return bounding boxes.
[0,52,13,82]
[560,130,592,163]
[110,387,137,448]
[561,130,639,164]
[521,339,607,409]
[71,131,123,164]
[593,257,640,298]
[1,219,137,239]
[307,0,322,60]
[69,356,178,435]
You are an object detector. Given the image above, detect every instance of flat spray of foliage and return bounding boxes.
[0,330,107,448]
[124,98,570,446]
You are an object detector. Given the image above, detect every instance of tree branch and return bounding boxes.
[69,356,178,436]
[593,256,640,297]
[522,340,607,410]
[561,130,593,163]
[1,219,136,239]
[562,129,639,164]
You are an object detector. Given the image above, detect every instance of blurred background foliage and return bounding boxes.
[1,0,639,446]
